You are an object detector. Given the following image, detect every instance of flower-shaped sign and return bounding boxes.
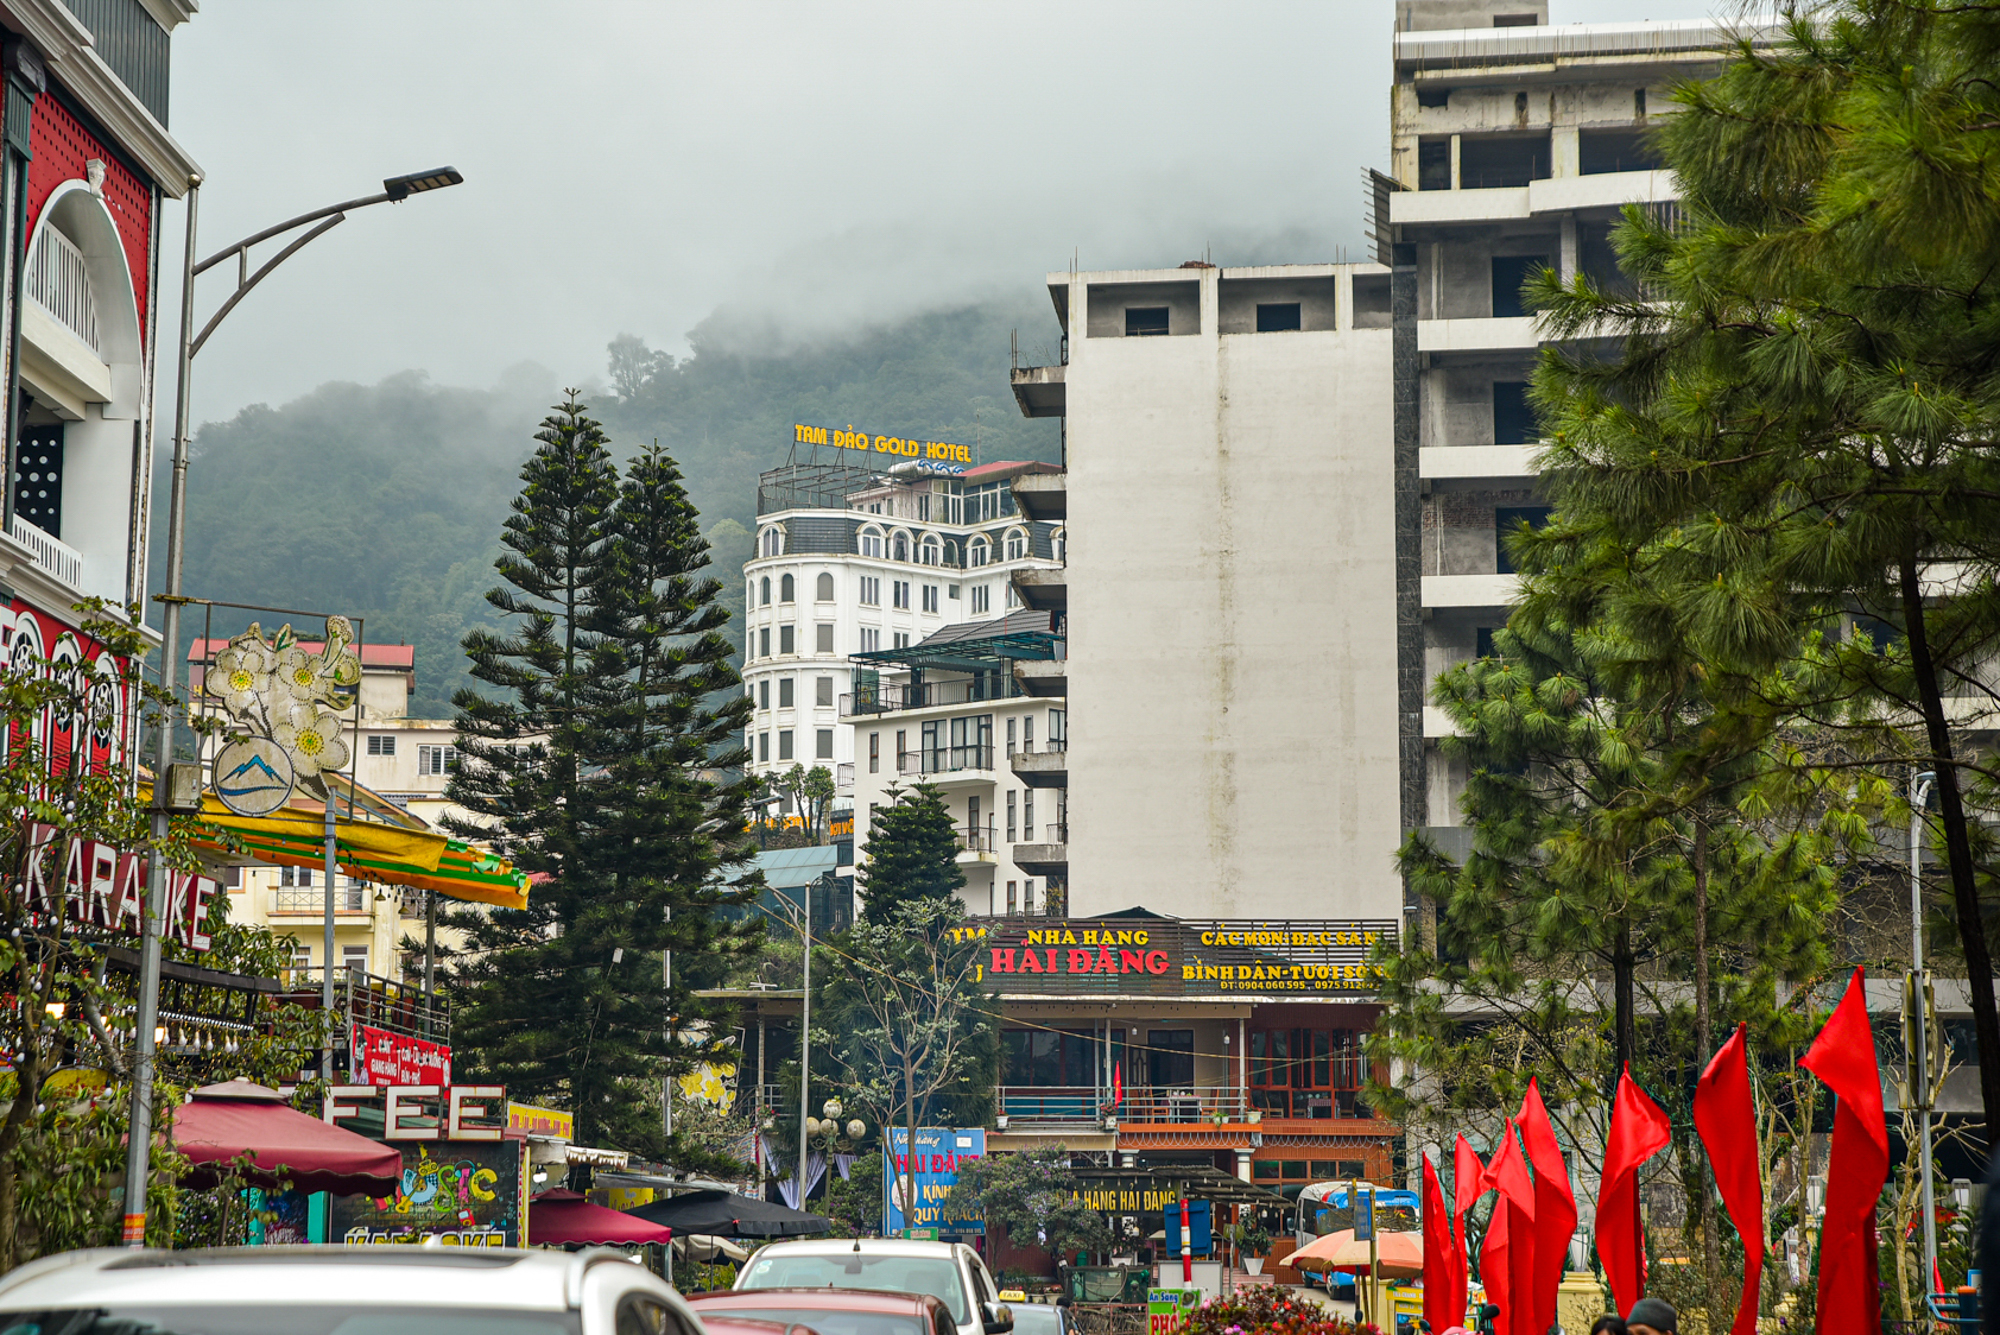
[208,616,361,816]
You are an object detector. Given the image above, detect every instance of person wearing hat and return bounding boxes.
[1624,1297,1677,1335]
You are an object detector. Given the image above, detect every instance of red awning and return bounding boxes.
[529,1189,674,1246]
[172,1079,403,1196]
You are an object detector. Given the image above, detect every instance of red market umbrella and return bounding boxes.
[529,1189,675,1246]
[171,1079,403,1196]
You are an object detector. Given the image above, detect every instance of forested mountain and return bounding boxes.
[156,295,1063,716]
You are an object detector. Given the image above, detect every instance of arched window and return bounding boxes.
[892,531,911,563]
[860,526,884,559]
[1004,528,1028,562]
[969,537,991,568]
[944,539,960,567]
[760,526,784,557]
[780,573,795,603]
[920,536,942,567]
[760,576,771,606]
[1053,529,1067,562]
[817,572,835,601]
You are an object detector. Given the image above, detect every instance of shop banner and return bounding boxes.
[884,1127,985,1236]
[1148,1288,1199,1335]
[352,1024,452,1085]
[951,918,1398,997]
[329,1138,526,1246]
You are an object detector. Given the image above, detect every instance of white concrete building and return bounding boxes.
[1009,263,1402,923]
[846,608,1068,917]
[741,456,1065,814]
[1377,0,1781,859]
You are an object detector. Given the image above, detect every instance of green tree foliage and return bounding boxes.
[442,394,761,1156]
[1525,0,2000,1132]
[942,1144,1109,1263]
[857,784,965,923]
[769,764,837,846]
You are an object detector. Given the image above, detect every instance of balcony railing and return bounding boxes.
[842,676,1026,718]
[8,516,81,588]
[835,762,855,793]
[996,1086,1365,1126]
[956,821,1000,855]
[998,1086,1100,1124]
[26,225,100,353]
[273,881,370,914]
[1120,1088,1251,1123]
[281,965,450,1043]
[899,745,994,777]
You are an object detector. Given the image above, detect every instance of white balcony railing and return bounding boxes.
[8,516,82,588]
[26,226,100,354]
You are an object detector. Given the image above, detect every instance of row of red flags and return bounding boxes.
[1420,967,1891,1335]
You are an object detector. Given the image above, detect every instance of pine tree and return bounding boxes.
[1526,0,2000,1134]
[856,783,964,923]
[443,397,758,1156]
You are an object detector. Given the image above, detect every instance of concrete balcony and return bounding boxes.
[1009,363,1066,419]
[1012,471,1067,521]
[956,822,1001,865]
[1527,169,1676,216]
[1419,444,1540,489]
[1013,659,1067,698]
[1012,568,1067,612]
[899,746,998,790]
[1421,572,1522,611]
[1391,185,1530,226]
[1010,748,1067,789]
[1417,316,1539,355]
[1012,840,1068,880]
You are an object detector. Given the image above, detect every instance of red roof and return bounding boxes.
[188,638,415,669]
[173,1079,404,1196]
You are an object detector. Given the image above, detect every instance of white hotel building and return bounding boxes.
[742,455,1065,838]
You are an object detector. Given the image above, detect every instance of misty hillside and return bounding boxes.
[157,296,1063,716]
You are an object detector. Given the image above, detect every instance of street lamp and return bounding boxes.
[1910,769,1940,1295]
[119,166,464,1247]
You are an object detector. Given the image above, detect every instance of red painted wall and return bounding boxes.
[26,94,152,343]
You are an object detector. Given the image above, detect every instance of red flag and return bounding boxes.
[1112,1063,1122,1107]
[1423,1154,1464,1334]
[1479,1196,1512,1333]
[1799,968,1888,1335]
[1517,1079,1578,1335]
[1696,1024,1766,1335]
[1598,1063,1671,1316]
[1485,1124,1537,1335]
[1453,1136,1486,1330]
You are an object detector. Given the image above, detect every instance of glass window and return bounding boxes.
[893,532,910,562]
[869,732,880,774]
[1249,1027,1366,1118]
[860,527,884,558]
[779,625,795,655]
[758,680,770,709]
[778,730,794,761]
[816,623,835,653]
[1147,1030,1194,1089]
[759,732,769,762]
[817,572,835,600]
[1005,529,1027,561]
[816,676,833,707]
[780,573,795,602]
[758,628,770,658]
[816,729,834,760]
[779,678,794,708]
[760,576,771,605]
[969,538,990,568]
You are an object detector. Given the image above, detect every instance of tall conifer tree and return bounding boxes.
[443,397,758,1155]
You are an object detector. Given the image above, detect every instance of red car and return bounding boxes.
[688,1287,959,1335]
[700,1319,824,1335]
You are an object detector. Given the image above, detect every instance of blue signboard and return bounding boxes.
[1159,1200,1212,1256]
[884,1127,986,1236]
[1353,1186,1374,1243]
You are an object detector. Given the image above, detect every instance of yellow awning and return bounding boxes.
[143,780,530,912]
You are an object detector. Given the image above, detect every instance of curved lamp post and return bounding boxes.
[119,166,464,1246]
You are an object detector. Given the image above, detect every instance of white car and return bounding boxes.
[0,1247,705,1335]
[733,1239,1011,1335]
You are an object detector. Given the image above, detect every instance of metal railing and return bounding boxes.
[26,225,100,352]
[835,762,854,793]
[956,821,1000,855]
[1120,1088,1251,1123]
[8,516,82,588]
[280,965,450,1043]
[998,1086,1100,1123]
[899,745,994,777]
[273,881,370,914]
[842,676,1026,717]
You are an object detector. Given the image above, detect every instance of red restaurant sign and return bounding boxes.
[352,1023,452,1086]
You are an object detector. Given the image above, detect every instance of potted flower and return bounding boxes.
[1239,1222,1272,1276]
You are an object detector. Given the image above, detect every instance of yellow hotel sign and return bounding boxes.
[795,423,973,465]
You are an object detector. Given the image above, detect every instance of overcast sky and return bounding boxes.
[163,0,1730,426]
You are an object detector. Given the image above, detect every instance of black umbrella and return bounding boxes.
[628,1187,830,1238]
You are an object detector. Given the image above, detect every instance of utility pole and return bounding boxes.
[1911,769,1940,1297]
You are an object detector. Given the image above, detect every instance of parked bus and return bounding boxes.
[1292,1181,1420,1296]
